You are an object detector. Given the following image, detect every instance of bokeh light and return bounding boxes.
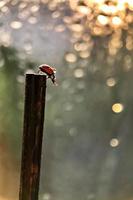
[28,17,38,24]
[10,21,23,29]
[106,78,116,87]
[69,127,77,136]
[74,69,84,78]
[42,193,51,200]
[65,53,77,63]
[110,138,119,147]
[112,103,124,113]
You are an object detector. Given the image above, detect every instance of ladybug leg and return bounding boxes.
[47,75,51,79]
[51,74,55,79]
[50,74,57,85]
[50,74,54,81]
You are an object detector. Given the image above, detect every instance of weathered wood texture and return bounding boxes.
[19,74,46,200]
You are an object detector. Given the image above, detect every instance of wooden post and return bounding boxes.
[19,73,46,200]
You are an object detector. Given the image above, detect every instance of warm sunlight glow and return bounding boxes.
[0,0,133,54]
[97,15,109,25]
[77,6,90,15]
[69,24,84,32]
[112,16,122,26]
[99,4,117,14]
[69,0,133,38]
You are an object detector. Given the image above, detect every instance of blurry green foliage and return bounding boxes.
[0,46,36,158]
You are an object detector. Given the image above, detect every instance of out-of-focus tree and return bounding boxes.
[0,46,22,156]
[0,46,36,199]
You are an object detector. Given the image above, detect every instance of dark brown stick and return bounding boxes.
[19,73,46,200]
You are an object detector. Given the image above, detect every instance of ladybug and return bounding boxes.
[38,64,57,85]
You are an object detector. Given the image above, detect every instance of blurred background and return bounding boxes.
[0,0,133,200]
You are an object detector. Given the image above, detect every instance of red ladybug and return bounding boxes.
[38,64,57,85]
